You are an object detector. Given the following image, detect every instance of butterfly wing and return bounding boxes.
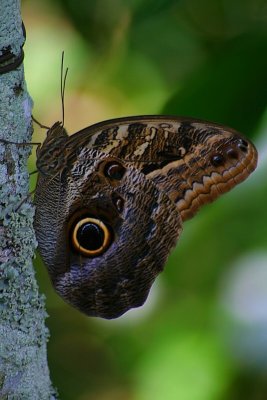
[34,148,182,319]
[67,116,258,221]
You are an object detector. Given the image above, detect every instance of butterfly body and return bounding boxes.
[34,115,258,318]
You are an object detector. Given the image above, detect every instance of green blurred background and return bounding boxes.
[22,0,267,399]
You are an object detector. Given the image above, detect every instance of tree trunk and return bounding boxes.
[0,0,56,398]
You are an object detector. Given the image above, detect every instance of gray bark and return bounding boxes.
[0,1,56,398]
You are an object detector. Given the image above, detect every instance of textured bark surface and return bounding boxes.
[0,0,56,398]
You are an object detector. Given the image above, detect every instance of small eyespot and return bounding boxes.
[237,139,248,152]
[226,148,239,159]
[115,198,124,213]
[104,162,125,180]
[71,217,112,257]
[240,139,248,147]
[112,193,124,213]
[211,153,225,167]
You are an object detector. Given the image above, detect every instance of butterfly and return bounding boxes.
[33,114,258,319]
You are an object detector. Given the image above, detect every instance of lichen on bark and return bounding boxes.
[0,0,56,398]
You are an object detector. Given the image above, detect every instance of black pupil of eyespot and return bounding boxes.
[240,139,248,147]
[211,154,224,166]
[77,222,104,251]
[105,163,125,180]
[238,140,248,152]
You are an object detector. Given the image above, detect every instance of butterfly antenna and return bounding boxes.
[61,51,69,127]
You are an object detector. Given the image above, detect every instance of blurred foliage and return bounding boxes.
[21,0,267,399]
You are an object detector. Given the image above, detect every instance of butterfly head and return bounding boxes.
[36,122,68,175]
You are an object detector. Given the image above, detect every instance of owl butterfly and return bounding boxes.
[34,114,258,319]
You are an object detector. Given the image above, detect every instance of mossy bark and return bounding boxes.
[0,1,56,398]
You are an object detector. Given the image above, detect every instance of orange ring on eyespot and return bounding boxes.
[71,217,111,257]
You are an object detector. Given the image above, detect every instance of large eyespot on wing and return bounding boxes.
[51,165,182,319]
[70,216,113,257]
